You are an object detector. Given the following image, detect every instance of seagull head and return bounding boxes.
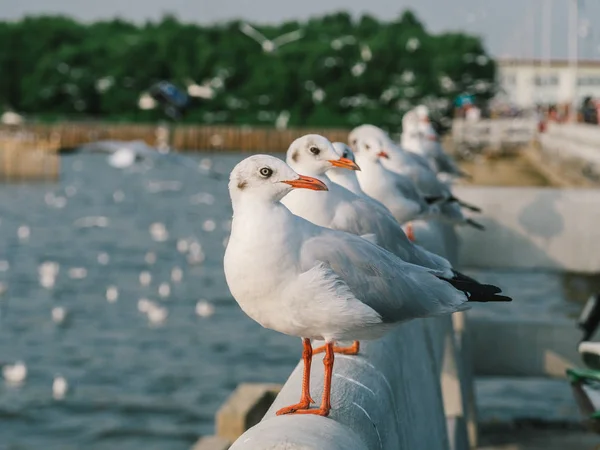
[286,134,359,177]
[415,105,430,123]
[229,154,328,204]
[354,136,389,165]
[348,124,387,151]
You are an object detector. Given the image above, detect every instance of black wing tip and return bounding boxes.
[451,270,480,284]
[466,218,485,230]
[468,294,513,303]
[460,203,482,213]
[424,195,445,205]
[449,196,482,213]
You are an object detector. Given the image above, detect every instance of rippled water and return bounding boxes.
[0,153,596,449]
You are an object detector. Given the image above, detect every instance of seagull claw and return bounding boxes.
[276,400,313,415]
[277,406,330,416]
[314,341,360,355]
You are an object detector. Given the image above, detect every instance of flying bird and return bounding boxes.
[239,23,304,53]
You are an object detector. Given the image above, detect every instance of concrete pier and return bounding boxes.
[229,316,473,450]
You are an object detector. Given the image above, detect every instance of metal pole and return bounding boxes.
[569,0,579,122]
[542,0,553,113]
[542,0,553,70]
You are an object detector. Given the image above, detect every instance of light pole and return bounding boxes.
[569,0,580,122]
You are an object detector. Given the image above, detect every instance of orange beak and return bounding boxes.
[377,151,390,159]
[281,175,328,191]
[328,157,361,171]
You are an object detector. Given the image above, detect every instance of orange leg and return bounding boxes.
[277,342,335,416]
[314,340,360,355]
[276,338,315,415]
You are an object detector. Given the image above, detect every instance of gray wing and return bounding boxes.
[404,149,432,170]
[298,230,467,323]
[393,173,428,210]
[435,150,463,176]
[330,194,453,276]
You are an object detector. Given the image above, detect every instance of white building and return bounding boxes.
[496,58,600,108]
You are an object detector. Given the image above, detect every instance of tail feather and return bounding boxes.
[438,276,512,302]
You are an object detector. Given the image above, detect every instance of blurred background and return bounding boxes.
[2,1,600,449]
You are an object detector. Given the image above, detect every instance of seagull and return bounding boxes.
[349,124,479,212]
[354,136,484,230]
[239,23,304,53]
[224,155,511,416]
[52,375,68,400]
[349,124,431,172]
[350,137,441,224]
[3,361,27,385]
[402,107,470,180]
[73,140,203,173]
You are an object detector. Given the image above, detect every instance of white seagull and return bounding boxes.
[224,155,510,416]
[351,137,440,224]
[239,23,304,53]
[354,136,484,230]
[349,124,479,213]
[402,107,470,180]
[74,140,202,172]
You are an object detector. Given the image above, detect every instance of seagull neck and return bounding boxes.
[328,170,361,195]
[230,197,299,244]
[231,195,286,217]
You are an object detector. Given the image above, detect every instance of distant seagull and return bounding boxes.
[52,375,68,400]
[3,361,27,385]
[275,110,290,130]
[195,300,215,318]
[51,306,67,324]
[239,23,304,53]
[74,140,200,171]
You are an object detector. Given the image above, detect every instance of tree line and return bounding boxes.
[0,11,496,129]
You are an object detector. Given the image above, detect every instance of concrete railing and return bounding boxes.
[452,119,538,151]
[453,186,600,273]
[538,122,600,184]
[228,315,474,450]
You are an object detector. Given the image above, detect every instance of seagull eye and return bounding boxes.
[259,167,273,178]
[365,144,371,151]
[309,146,320,155]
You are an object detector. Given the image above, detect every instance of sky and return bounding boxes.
[2,0,600,59]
